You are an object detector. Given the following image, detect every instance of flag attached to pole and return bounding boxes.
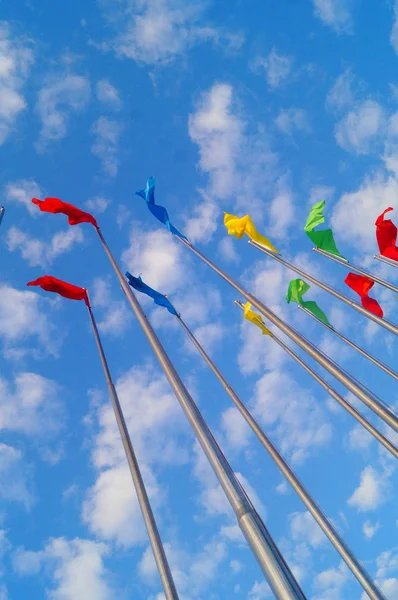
[32,197,99,229]
[242,302,272,335]
[27,275,89,306]
[125,272,178,316]
[224,213,279,253]
[344,273,383,317]
[286,278,331,325]
[304,201,344,258]
[375,207,398,262]
[135,177,187,240]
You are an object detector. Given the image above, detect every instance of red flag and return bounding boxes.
[344,273,383,318]
[375,207,398,261]
[32,197,99,229]
[27,275,89,306]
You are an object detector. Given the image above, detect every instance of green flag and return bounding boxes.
[304,200,344,258]
[286,278,331,326]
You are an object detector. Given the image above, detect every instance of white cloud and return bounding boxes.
[5,225,84,267]
[0,23,33,144]
[230,559,242,573]
[275,108,309,135]
[184,191,218,243]
[331,172,398,253]
[3,179,43,215]
[363,520,380,539]
[91,117,122,177]
[268,185,296,239]
[96,79,122,110]
[391,1,398,55]
[348,465,390,511]
[13,538,112,600]
[312,0,353,34]
[0,372,63,437]
[326,68,356,113]
[0,443,33,508]
[276,480,289,495]
[36,74,90,149]
[218,236,240,263]
[85,196,109,213]
[99,0,241,66]
[221,407,251,450]
[248,580,272,600]
[91,277,131,336]
[251,48,293,89]
[347,425,374,452]
[191,322,225,354]
[335,100,385,154]
[313,561,350,599]
[309,185,334,207]
[289,511,327,549]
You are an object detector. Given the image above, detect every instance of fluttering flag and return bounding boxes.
[126,272,178,316]
[344,273,383,317]
[243,302,272,335]
[32,197,99,229]
[135,177,187,240]
[224,213,279,253]
[375,207,398,261]
[286,278,331,325]
[27,275,89,306]
[304,201,344,258]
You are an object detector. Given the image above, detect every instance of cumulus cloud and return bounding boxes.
[335,100,386,155]
[251,48,293,89]
[90,277,131,337]
[36,74,90,149]
[0,22,33,144]
[96,79,122,110]
[0,443,33,508]
[312,0,353,34]
[275,108,309,135]
[326,68,356,113]
[363,520,380,539]
[3,179,43,215]
[91,117,122,177]
[85,196,109,213]
[289,511,327,548]
[391,0,398,55]
[348,465,390,511]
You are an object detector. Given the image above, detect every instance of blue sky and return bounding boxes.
[1,0,398,598]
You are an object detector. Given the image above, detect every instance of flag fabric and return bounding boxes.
[243,302,272,335]
[286,278,331,325]
[27,275,89,306]
[344,273,383,317]
[125,272,178,316]
[32,197,99,229]
[224,213,279,253]
[304,200,344,258]
[375,207,398,261]
[135,177,187,240]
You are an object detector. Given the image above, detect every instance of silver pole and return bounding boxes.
[96,229,307,600]
[297,304,398,383]
[249,239,398,338]
[176,310,387,600]
[0,206,5,226]
[86,298,179,600]
[313,247,398,295]
[176,237,398,434]
[374,254,398,269]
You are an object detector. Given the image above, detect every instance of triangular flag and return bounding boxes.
[304,201,344,258]
[32,197,99,229]
[224,213,279,253]
[375,207,398,262]
[125,272,178,316]
[135,177,187,240]
[243,302,272,335]
[27,275,89,306]
[286,278,331,325]
[344,273,383,318]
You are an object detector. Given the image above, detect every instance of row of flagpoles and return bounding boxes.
[2,183,398,600]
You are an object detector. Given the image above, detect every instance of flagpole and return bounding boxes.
[297,304,398,382]
[249,240,398,337]
[374,254,398,269]
[313,247,398,294]
[0,206,5,226]
[176,311,387,600]
[176,237,398,434]
[95,229,307,600]
[85,296,179,600]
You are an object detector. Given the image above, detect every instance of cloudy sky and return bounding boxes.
[1,0,398,599]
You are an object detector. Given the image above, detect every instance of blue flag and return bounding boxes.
[135,177,187,240]
[126,272,178,316]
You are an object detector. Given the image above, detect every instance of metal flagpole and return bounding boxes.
[297,304,398,383]
[176,237,398,434]
[96,229,307,600]
[85,296,180,600]
[0,206,5,226]
[374,254,398,269]
[313,247,398,295]
[176,311,387,600]
[249,240,398,338]
[234,301,398,458]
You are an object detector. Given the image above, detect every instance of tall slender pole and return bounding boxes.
[374,254,398,269]
[0,206,5,226]
[176,311,387,600]
[96,229,307,600]
[297,304,398,383]
[313,247,398,295]
[249,240,398,338]
[176,237,398,434]
[86,298,179,600]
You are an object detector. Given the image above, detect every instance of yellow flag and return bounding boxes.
[243,302,271,336]
[224,213,279,254]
